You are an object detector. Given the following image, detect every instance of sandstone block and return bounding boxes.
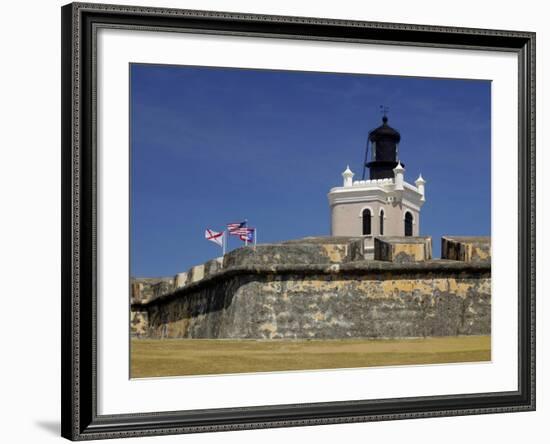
[442,236,491,262]
[204,257,223,276]
[189,264,205,283]
[374,236,432,263]
[175,272,188,288]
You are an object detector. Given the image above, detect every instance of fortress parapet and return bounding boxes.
[131,236,490,340]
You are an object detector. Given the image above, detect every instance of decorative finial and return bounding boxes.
[393,161,405,191]
[342,165,354,187]
[415,174,426,202]
[380,105,389,123]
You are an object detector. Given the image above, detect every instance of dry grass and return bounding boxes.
[130,336,491,378]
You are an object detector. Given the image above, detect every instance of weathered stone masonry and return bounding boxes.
[131,236,490,339]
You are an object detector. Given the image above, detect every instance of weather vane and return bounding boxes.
[380,105,389,118]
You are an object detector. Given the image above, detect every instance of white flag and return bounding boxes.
[205,229,224,247]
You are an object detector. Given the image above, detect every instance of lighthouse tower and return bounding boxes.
[327,116,426,258]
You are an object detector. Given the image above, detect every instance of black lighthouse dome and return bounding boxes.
[369,116,401,144]
[365,116,404,180]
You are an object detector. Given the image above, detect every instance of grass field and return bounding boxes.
[130,336,491,378]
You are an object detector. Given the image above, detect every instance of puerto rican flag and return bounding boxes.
[227,220,247,235]
[204,229,224,247]
[239,228,255,242]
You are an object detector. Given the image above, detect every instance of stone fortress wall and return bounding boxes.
[131,236,490,340]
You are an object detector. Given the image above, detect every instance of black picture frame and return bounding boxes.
[61,2,536,440]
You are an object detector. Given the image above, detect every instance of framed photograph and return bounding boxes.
[61,2,535,440]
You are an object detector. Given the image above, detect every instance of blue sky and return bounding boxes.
[130,64,491,277]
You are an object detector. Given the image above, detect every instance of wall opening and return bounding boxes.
[362,208,372,235]
[404,211,413,236]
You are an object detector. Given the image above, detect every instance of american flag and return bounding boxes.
[227,221,247,235]
[230,228,250,236]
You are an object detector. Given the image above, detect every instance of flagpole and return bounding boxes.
[253,228,257,251]
[222,230,226,256]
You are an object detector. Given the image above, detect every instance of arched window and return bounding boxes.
[362,208,372,235]
[379,210,384,235]
[404,211,413,236]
